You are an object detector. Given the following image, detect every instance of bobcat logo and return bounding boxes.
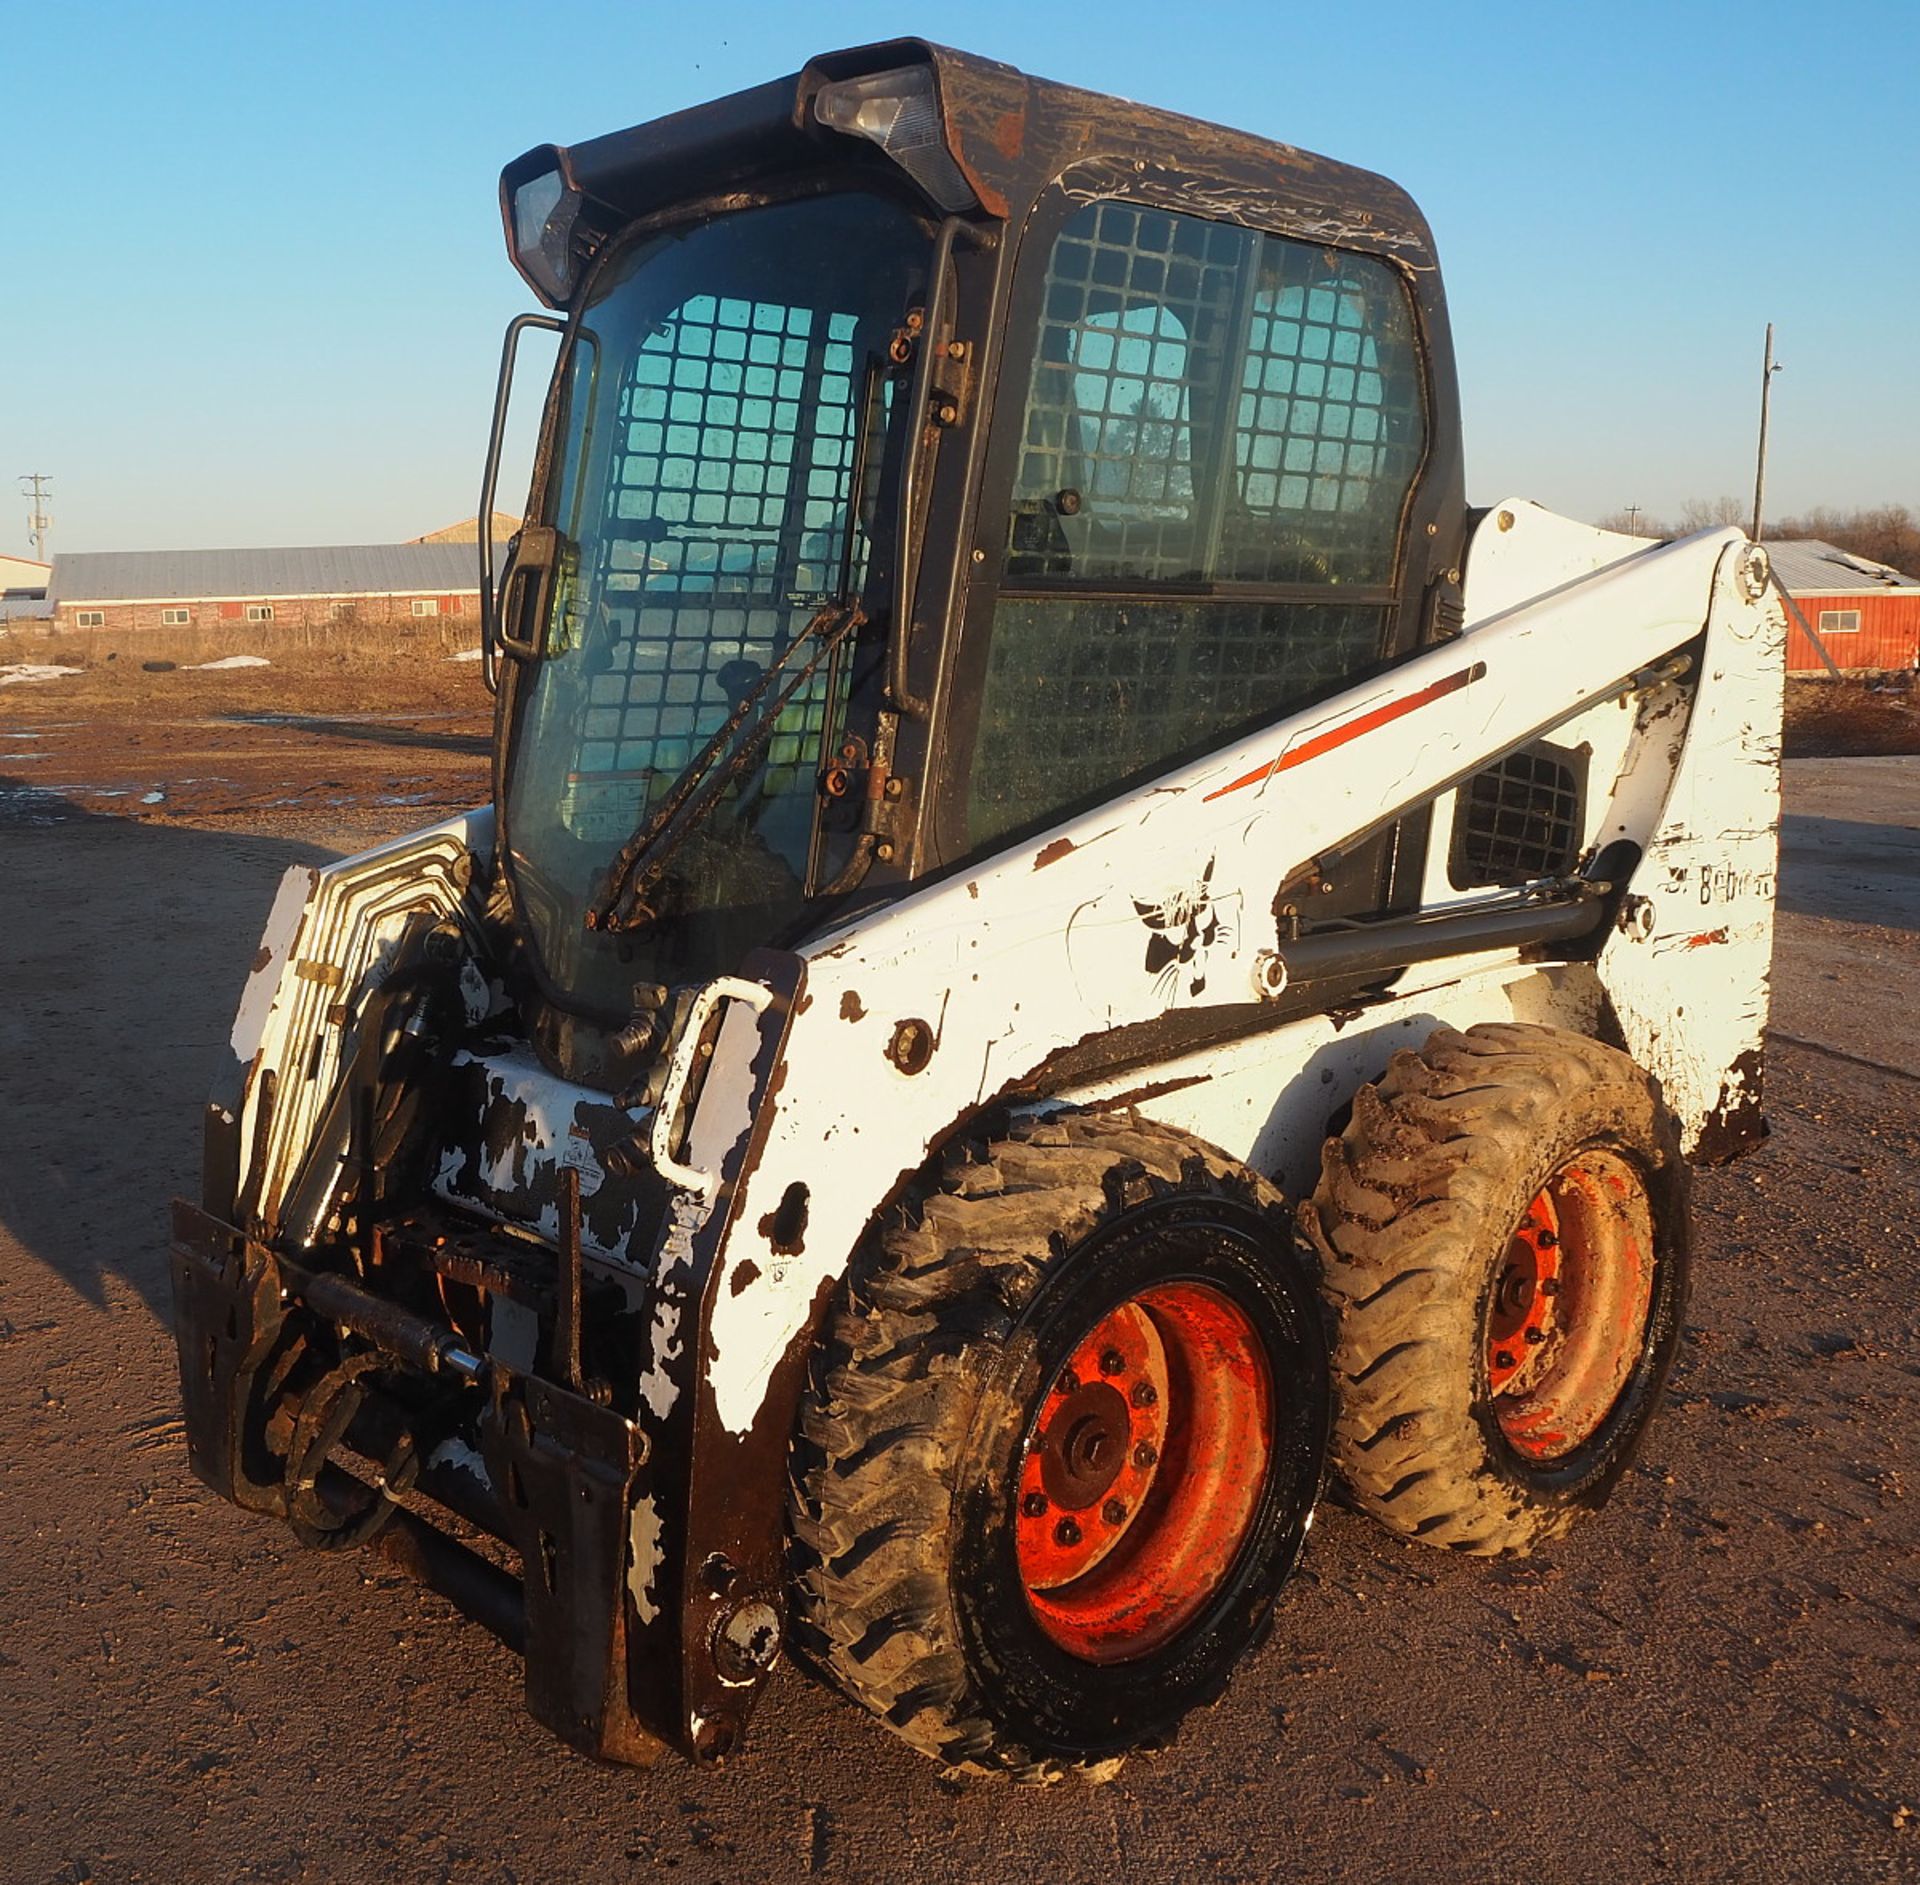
[1132,856,1230,1001]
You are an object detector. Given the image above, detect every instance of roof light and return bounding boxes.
[509,164,586,305]
[814,66,976,213]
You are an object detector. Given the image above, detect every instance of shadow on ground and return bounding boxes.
[1776,810,1920,931]
[0,781,329,1321]
[220,710,491,756]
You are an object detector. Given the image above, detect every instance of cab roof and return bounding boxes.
[501,40,1439,307]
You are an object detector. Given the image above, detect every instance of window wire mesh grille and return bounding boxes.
[1449,744,1586,889]
[556,296,877,839]
[1005,199,1425,587]
[969,598,1385,848]
[1232,252,1425,585]
[977,197,1430,850]
[1007,202,1241,582]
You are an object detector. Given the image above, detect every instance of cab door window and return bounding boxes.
[971,198,1426,851]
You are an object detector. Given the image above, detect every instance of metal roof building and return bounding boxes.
[47,542,499,607]
[1768,538,1920,674]
[39,539,513,635]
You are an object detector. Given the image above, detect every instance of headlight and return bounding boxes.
[814,66,977,213]
[508,162,587,305]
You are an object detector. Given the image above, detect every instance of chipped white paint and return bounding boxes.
[626,1493,666,1627]
[229,505,1780,1463]
[1596,541,1785,1143]
[699,508,1781,1433]
[1059,963,1598,1196]
[635,1194,708,1421]
[430,1043,650,1265]
[427,1434,493,1488]
[229,866,313,1061]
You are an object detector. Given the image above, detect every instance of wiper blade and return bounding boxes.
[587,600,864,933]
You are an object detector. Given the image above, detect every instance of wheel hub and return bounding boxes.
[1487,1196,1563,1391]
[1486,1151,1655,1460]
[1017,1303,1168,1588]
[1040,1381,1134,1510]
[1012,1281,1274,1664]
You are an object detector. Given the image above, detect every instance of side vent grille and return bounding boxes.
[1449,742,1586,889]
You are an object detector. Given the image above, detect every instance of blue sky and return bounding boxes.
[4,0,1916,554]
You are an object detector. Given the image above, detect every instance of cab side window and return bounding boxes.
[972,200,1426,850]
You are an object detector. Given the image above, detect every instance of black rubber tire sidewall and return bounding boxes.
[949,1189,1327,1761]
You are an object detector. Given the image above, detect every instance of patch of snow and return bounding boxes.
[0,664,82,687]
[449,647,485,663]
[189,655,272,670]
[141,790,166,805]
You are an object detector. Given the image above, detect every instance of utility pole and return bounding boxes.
[19,473,53,561]
[1750,325,1780,543]
[1624,504,1643,535]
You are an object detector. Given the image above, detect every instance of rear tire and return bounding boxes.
[788,1111,1328,1781]
[1307,1023,1689,1556]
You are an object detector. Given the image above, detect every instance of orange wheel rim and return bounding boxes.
[1014,1282,1273,1663]
[1486,1148,1656,1460]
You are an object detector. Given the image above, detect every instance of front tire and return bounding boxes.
[1308,1023,1690,1556]
[788,1111,1328,1781]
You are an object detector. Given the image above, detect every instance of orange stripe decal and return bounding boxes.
[1202,663,1484,803]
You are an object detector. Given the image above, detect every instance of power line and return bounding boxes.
[18,473,52,561]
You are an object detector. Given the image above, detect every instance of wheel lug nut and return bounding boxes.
[1539,1277,1562,1297]
[1054,1517,1082,1548]
[1130,1381,1158,1409]
[1055,1369,1079,1395]
[1021,1491,1049,1518]
[1133,1441,1158,1469]
[1099,1348,1126,1375]
[1524,1326,1547,1345]
[1537,1230,1559,1249]
[1102,1498,1127,1526]
[1494,1349,1516,1369]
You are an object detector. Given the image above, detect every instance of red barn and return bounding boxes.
[1769,538,1920,674]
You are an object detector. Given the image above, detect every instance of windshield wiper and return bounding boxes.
[586,600,865,934]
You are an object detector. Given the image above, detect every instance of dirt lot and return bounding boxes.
[0,627,491,831]
[2,656,1917,1883]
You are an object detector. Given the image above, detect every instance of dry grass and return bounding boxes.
[5,611,475,674]
[1,613,485,721]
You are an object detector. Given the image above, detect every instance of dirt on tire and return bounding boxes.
[790,1112,1324,1781]
[1309,1023,1689,1555]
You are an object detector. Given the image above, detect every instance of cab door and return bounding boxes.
[929,190,1450,927]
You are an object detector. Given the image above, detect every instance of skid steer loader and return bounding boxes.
[168,40,1785,1780]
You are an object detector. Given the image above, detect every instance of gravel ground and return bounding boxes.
[1,725,1915,1883]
